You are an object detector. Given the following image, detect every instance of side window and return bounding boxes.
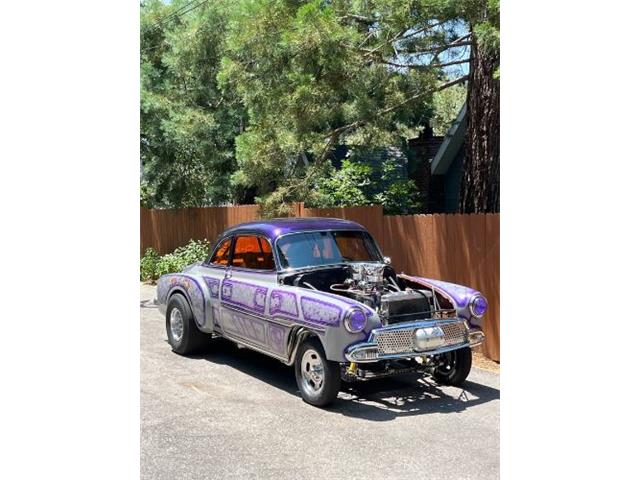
[210,238,232,266]
[231,235,275,270]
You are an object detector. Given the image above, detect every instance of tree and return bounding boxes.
[139,0,499,214]
[458,0,500,213]
[310,155,421,214]
[140,0,246,207]
[219,0,470,216]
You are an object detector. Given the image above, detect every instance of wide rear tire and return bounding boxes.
[166,294,209,355]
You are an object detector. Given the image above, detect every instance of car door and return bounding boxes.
[219,234,287,357]
[200,236,233,331]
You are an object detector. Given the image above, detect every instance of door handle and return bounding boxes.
[224,269,232,279]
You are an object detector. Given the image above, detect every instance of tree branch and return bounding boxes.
[339,13,377,24]
[320,75,469,160]
[398,20,449,42]
[362,28,409,58]
[382,58,470,70]
[401,41,472,55]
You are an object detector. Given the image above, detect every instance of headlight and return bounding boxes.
[344,308,367,333]
[470,295,488,317]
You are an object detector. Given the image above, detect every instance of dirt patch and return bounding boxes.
[472,351,500,373]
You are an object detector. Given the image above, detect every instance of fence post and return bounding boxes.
[291,202,305,217]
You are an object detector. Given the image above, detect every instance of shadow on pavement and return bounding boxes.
[191,338,499,421]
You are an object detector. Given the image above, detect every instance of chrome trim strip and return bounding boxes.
[225,327,312,366]
[345,342,471,363]
[267,316,325,333]
[223,303,267,321]
[223,332,289,363]
[469,329,485,347]
[222,303,325,332]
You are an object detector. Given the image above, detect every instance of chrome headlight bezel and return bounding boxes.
[469,294,488,318]
[344,307,367,333]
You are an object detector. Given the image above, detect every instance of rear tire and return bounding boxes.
[166,294,209,355]
[432,347,472,386]
[294,339,341,407]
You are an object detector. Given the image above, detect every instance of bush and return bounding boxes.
[140,248,160,282]
[140,239,210,282]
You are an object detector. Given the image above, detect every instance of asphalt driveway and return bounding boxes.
[140,283,499,480]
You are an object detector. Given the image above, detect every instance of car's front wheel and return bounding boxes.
[431,346,472,386]
[294,339,341,407]
[166,294,209,355]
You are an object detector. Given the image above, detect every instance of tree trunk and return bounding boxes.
[459,32,500,213]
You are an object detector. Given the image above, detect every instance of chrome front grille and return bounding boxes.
[374,321,468,355]
[376,330,415,355]
[441,322,468,346]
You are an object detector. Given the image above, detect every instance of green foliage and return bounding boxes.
[140,0,246,207]
[139,239,210,282]
[373,180,421,215]
[219,0,452,211]
[140,248,160,281]
[312,160,373,208]
[431,83,467,136]
[309,151,421,214]
[140,0,499,212]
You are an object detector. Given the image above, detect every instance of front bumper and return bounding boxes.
[345,318,485,363]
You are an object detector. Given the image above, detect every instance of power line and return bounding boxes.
[142,0,210,35]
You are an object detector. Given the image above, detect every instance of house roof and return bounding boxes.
[431,102,467,175]
[222,217,367,243]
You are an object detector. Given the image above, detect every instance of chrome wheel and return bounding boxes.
[169,308,184,343]
[300,349,325,394]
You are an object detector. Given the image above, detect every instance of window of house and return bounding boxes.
[210,238,232,266]
[231,235,275,270]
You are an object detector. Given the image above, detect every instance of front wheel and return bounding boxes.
[431,347,472,386]
[294,339,341,407]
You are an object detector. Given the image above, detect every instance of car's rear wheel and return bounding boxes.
[431,347,472,386]
[166,294,209,355]
[294,339,341,407]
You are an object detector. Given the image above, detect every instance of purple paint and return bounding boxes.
[221,279,267,314]
[405,276,481,309]
[221,217,366,244]
[300,296,342,327]
[346,309,367,332]
[269,290,299,318]
[267,323,286,353]
[158,274,206,327]
[203,276,220,297]
[312,290,376,317]
[471,295,488,316]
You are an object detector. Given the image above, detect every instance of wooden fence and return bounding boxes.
[140,204,499,361]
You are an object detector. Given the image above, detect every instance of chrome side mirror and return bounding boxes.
[383,256,391,265]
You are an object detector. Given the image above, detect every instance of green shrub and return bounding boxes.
[140,248,160,282]
[140,239,210,282]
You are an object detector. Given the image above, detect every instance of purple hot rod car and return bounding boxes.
[157,218,486,407]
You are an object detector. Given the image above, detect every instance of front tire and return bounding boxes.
[294,339,341,407]
[432,347,472,386]
[166,294,209,355]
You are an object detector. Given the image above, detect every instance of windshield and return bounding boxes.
[276,230,382,269]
